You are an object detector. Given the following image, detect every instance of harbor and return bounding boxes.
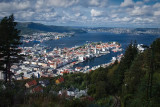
[9,31,158,80]
[11,41,123,80]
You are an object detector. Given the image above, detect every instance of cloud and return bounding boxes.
[91,9,103,17]
[144,0,150,2]
[154,10,160,16]
[35,0,44,9]
[114,17,131,22]
[75,13,81,17]
[0,0,160,27]
[131,5,153,16]
[15,11,34,21]
[35,0,108,9]
[131,6,143,16]
[120,0,134,8]
[121,17,131,22]
[111,14,118,18]
[46,0,79,7]
[136,1,144,5]
[34,12,59,21]
[81,16,87,20]
[132,17,153,23]
[153,3,160,8]
[89,0,99,6]
[0,1,30,12]
[89,0,108,7]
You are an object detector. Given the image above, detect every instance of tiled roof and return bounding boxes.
[26,80,37,87]
[32,86,43,92]
[58,77,64,82]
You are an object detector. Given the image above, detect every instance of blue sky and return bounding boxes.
[0,0,160,27]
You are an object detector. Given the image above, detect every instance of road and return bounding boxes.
[113,96,121,107]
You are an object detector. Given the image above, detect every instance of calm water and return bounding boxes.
[23,32,160,68]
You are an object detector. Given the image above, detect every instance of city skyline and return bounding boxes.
[0,0,160,27]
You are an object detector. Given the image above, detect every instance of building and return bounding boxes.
[39,80,50,87]
[25,80,37,88]
[78,56,84,61]
[0,71,4,80]
[55,77,64,84]
[67,87,79,96]
[31,86,43,93]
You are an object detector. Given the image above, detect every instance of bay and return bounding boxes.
[23,32,160,68]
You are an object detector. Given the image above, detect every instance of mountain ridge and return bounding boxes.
[16,22,86,35]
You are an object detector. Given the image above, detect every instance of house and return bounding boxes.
[41,63,48,67]
[75,90,87,98]
[14,74,22,80]
[31,62,37,65]
[55,77,64,84]
[58,87,87,98]
[75,67,82,72]
[67,87,79,97]
[78,56,84,61]
[50,63,57,69]
[31,86,43,93]
[23,77,29,80]
[39,79,50,87]
[25,80,37,88]
[60,69,69,74]
[0,71,4,80]
[81,96,94,101]
[58,89,67,97]
[33,72,41,78]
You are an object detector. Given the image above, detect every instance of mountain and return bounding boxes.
[86,27,160,35]
[16,22,86,35]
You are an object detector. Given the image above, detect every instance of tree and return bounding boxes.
[121,38,160,106]
[114,41,138,93]
[0,14,23,84]
[95,81,106,99]
[20,72,24,80]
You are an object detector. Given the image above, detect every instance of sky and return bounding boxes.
[0,0,160,28]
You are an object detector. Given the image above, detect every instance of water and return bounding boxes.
[23,32,160,68]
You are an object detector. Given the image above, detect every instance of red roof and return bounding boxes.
[87,96,94,101]
[26,80,37,87]
[63,70,69,74]
[32,86,43,93]
[58,77,64,82]
[76,67,82,69]
[81,96,94,101]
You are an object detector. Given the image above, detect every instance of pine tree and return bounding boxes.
[0,14,23,84]
[115,41,138,92]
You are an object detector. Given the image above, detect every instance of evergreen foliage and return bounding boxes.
[121,38,160,107]
[0,14,23,83]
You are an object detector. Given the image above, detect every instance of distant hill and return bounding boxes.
[16,22,86,35]
[86,27,160,35]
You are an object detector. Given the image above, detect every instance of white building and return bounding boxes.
[0,71,4,80]
[78,56,84,61]
[137,44,145,52]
